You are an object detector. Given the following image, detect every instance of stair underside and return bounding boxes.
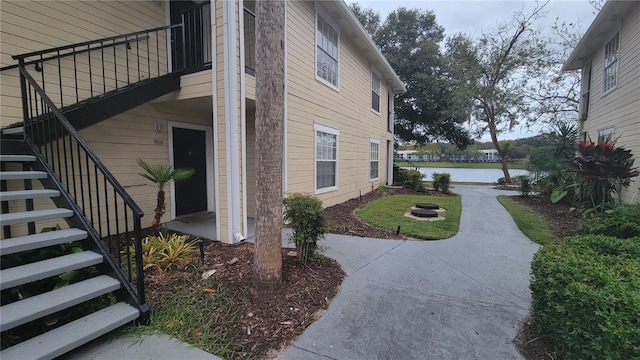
[0,228,87,255]
[0,302,139,360]
[0,154,33,162]
[0,275,120,331]
[0,251,103,290]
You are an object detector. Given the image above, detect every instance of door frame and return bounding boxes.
[168,121,214,220]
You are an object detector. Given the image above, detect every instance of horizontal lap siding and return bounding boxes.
[285,1,392,208]
[1,0,167,127]
[585,4,640,203]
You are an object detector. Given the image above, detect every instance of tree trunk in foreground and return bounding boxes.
[253,0,284,291]
[152,190,165,233]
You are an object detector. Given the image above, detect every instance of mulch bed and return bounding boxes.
[508,194,580,241]
[146,242,345,359]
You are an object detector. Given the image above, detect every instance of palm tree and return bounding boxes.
[137,159,194,233]
[253,0,285,291]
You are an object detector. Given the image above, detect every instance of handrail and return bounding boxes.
[1,36,149,73]
[12,24,183,61]
[9,23,184,110]
[19,67,143,217]
[18,63,147,317]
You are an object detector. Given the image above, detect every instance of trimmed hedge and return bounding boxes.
[531,235,640,359]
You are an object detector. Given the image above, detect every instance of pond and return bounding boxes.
[410,167,530,183]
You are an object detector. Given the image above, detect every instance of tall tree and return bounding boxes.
[349,4,473,149]
[446,2,551,182]
[253,0,284,291]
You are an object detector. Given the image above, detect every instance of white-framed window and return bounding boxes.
[315,124,339,193]
[603,32,619,93]
[370,139,380,180]
[371,70,381,113]
[315,11,339,89]
[597,127,614,142]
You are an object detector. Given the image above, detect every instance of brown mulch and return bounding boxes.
[323,187,454,239]
[146,242,345,360]
[508,194,580,241]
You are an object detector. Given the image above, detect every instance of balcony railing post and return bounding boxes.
[18,59,29,140]
[134,216,145,305]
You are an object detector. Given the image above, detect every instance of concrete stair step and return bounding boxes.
[0,170,47,181]
[1,189,60,201]
[0,154,35,162]
[0,251,103,290]
[0,228,87,255]
[0,275,121,331]
[0,302,139,360]
[0,208,74,227]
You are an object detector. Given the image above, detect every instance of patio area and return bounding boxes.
[165,213,256,242]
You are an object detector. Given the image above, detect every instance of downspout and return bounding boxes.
[223,0,245,243]
[211,0,221,241]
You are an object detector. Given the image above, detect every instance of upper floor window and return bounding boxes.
[597,127,614,142]
[371,71,381,113]
[603,32,619,93]
[316,15,339,88]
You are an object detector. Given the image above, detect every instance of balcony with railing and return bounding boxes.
[244,7,256,76]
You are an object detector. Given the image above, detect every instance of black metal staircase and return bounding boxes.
[0,19,210,358]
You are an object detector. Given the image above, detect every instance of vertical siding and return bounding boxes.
[584,4,640,203]
[284,1,392,208]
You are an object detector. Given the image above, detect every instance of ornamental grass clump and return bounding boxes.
[283,193,327,264]
[127,232,198,273]
[530,235,640,359]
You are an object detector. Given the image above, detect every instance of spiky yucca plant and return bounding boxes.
[137,159,194,233]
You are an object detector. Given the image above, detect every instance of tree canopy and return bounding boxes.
[350,5,473,149]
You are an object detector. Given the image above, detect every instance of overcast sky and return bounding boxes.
[345,0,599,142]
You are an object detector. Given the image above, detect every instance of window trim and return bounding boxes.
[314,7,340,91]
[370,138,380,181]
[314,123,339,194]
[602,31,620,95]
[597,127,614,142]
[371,68,381,114]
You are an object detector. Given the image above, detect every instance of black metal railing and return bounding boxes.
[181,1,212,69]
[244,8,256,75]
[12,24,184,111]
[17,65,148,318]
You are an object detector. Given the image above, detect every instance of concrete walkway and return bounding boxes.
[281,185,540,360]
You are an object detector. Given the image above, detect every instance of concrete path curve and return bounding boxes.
[281,185,540,360]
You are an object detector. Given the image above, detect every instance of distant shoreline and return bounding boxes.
[395,161,527,170]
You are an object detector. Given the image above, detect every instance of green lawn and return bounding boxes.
[395,161,527,170]
[356,195,461,240]
[496,195,556,246]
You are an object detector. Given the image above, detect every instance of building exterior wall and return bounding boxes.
[581,4,640,204]
[284,1,393,208]
[0,0,167,127]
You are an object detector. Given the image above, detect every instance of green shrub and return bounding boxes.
[497,177,506,185]
[579,204,640,239]
[403,170,424,192]
[432,172,450,194]
[531,235,640,359]
[520,176,531,197]
[283,193,328,264]
[128,232,198,272]
[393,164,408,184]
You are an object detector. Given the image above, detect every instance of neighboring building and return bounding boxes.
[0,1,405,356]
[395,150,441,162]
[563,0,640,204]
[478,149,500,162]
